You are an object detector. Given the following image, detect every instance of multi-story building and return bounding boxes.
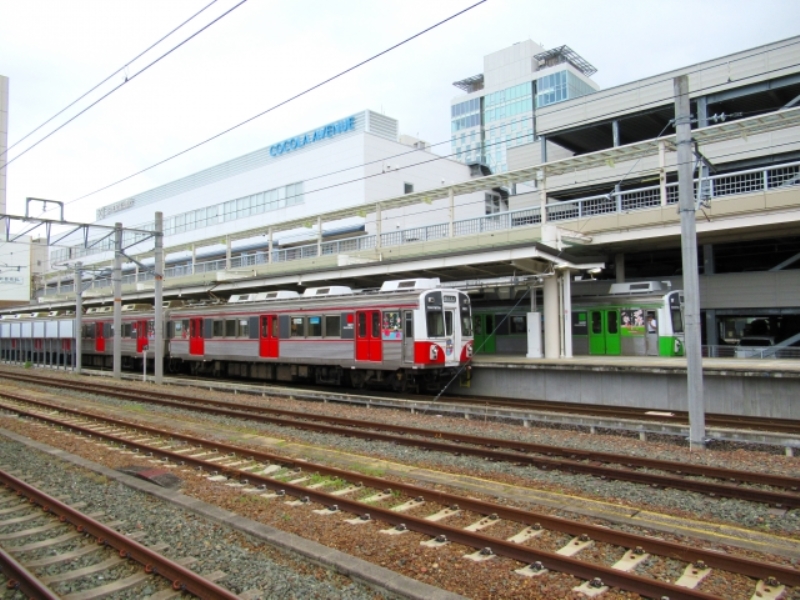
[450,41,599,176]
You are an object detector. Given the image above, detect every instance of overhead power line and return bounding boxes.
[1,0,249,172]
[0,0,220,161]
[63,0,488,206]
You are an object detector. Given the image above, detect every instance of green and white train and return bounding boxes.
[472,281,685,357]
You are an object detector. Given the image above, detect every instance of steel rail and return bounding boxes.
[13,378,799,505]
[0,546,59,600]
[3,393,800,590]
[80,379,799,489]
[0,469,240,600]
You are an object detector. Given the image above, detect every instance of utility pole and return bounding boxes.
[113,223,122,379]
[74,262,83,375]
[674,75,706,450]
[154,212,164,384]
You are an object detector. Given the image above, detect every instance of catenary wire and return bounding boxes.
[0,0,221,160]
[55,0,488,208]
[0,0,250,173]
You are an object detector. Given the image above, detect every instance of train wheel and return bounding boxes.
[349,370,366,389]
[391,371,407,393]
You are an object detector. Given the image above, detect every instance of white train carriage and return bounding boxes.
[80,304,165,369]
[0,311,75,368]
[168,278,473,390]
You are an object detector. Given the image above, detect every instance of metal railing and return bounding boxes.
[703,345,800,359]
[41,160,800,297]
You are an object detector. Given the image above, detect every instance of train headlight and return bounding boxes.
[466,342,473,358]
[429,345,439,360]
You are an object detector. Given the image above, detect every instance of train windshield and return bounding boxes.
[427,311,454,337]
[671,308,684,333]
[461,313,473,336]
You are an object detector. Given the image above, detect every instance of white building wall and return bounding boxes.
[0,74,8,215]
[536,35,800,134]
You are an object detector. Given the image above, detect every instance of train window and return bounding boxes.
[308,316,322,337]
[122,323,132,338]
[607,311,619,334]
[148,321,155,337]
[462,313,473,336]
[212,320,224,337]
[405,312,414,337]
[671,309,684,333]
[272,317,279,338]
[179,320,189,338]
[290,317,305,337]
[371,312,381,338]
[357,312,367,337]
[382,311,401,335]
[427,312,445,337]
[591,312,602,334]
[261,317,269,337]
[324,315,340,337]
[166,322,174,339]
[225,320,237,337]
[238,319,249,338]
[444,311,454,336]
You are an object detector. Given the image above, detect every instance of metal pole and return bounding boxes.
[674,75,706,450]
[154,212,164,384]
[112,223,122,379]
[74,262,83,375]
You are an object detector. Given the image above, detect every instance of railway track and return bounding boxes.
[5,375,800,508]
[52,367,800,436]
[0,468,237,599]
[1,388,798,600]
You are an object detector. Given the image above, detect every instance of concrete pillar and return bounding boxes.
[658,141,668,207]
[154,212,164,385]
[615,253,625,283]
[543,276,559,359]
[191,245,196,275]
[112,223,122,380]
[268,228,273,264]
[703,244,715,275]
[225,236,232,270]
[316,216,322,257]
[562,271,573,358]
[448,188,455,238]
[539,173,547,224]
[612,120,621,147]
[703,243,717,352]
[540,136,547,163]
[375,204,382,249]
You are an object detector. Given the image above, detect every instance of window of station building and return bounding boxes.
[404,183,414,194]
[290,317,305,337]
[485,193,508,215]
[307,316,322,337]
[324,315,341,337]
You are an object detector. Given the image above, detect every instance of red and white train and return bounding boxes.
[1,278,474,391]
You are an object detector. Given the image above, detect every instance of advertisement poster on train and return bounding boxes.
[382,311,402,340]
[621,308,645,336]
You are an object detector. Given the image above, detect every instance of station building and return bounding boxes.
[34,36,800,360]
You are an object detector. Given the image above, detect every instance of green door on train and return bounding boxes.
[588,309,621,355]
[472,313,496,354]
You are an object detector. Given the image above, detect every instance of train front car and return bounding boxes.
[412,288,473,388]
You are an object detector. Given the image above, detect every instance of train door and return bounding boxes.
[95,321,105,352]
[136,320,149,353]
[472,313,496,354]
[645,310,659,356]
[589,309,621,355]
[189,318,204,356]
[403,311,414,363]
[259,315,279,358]
[355,310,382,362]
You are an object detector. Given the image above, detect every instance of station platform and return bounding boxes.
[464,355,800,419]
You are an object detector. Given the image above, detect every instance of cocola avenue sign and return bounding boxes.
[269,116,356,157]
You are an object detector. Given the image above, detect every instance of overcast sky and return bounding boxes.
[2,0,800,226]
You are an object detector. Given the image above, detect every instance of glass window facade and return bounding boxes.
[536,70,596,108]
[53,181,305,263]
